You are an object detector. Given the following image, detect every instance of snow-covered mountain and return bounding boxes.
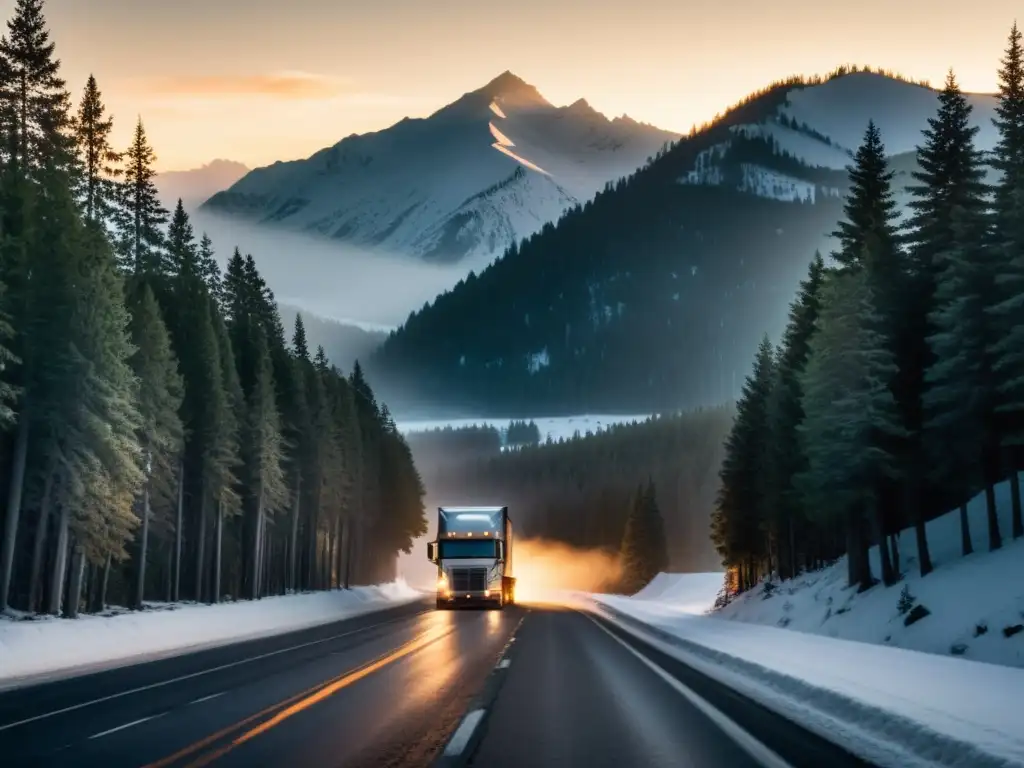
[156,159,249,211]
[682,71,999,207]
[367,70,1005,416]
[200,72,679,263]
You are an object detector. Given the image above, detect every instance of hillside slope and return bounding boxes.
[712,476,1024,669]
[201,72,677,264]
[369,71,999,417]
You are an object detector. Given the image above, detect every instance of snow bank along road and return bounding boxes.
[0,600,873,768]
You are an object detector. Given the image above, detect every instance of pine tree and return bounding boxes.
[115,118,167,275]
[73,74,120,228]
[293,314,309,361]
[799,269,905,590]
[0,0,74,172]
[988,22,1024,542]
[619,480,668,593]
[245,325,288,598]
[831,121,901,277]
[125,280,183,607]
[765,253,825,579]
[712,336,775,590]
[907,70,998,554]
[197,232,222,306]
[56,219,145,614]
[167,199,197,277]
[209,298,243,602]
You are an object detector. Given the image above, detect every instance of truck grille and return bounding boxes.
[450,567,487,593]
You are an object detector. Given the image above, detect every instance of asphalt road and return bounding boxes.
[0,599,876,768]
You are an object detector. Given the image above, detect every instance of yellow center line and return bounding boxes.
[142,626,452,768]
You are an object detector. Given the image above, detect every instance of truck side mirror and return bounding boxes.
[497,541,505,562]
[427,541,438,563]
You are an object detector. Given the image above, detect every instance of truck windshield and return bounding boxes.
[439,539,497,559]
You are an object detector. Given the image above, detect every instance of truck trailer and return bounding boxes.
[427,506,515,609]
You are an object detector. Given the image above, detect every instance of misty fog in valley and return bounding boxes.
[187,207,486,331]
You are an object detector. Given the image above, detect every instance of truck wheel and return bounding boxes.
[436,599,447,610]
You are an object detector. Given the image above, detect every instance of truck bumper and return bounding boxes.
[436,591,503,609]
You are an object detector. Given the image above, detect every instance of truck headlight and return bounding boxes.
[437,575,449,593]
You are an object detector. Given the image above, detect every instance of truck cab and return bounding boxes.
[427,506,515,609]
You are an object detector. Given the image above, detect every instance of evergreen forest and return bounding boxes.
[0,0,426,619]
[714,27,1024,595]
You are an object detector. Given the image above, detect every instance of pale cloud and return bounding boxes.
[142,70,352,100]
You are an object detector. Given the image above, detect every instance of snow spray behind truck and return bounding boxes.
[427,506,516,609]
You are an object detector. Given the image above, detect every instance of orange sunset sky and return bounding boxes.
[8,0,1018,172]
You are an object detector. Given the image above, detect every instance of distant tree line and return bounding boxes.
[278,304,388,375]
[505,419,541,447]
[714,25,1024,594]
[0,0,425,618]
[410,409,733,578]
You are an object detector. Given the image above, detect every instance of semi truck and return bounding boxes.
[427,506,516,609]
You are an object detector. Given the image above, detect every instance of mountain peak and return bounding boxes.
[566,98,597,115]
[480,70,549,106]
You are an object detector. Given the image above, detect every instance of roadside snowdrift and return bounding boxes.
[0,580,422,690]
[631,572,724,611]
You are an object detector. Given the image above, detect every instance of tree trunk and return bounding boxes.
[959,502,973,556]
[266,528,274,598]
[173,463,184,601]
[334,516,345,589]
[306,480,321,590]
[165,542,172,601]
[288,475,301,593]
[907,456,933,576]
[100,554,111,611]
[869,492,896,586]
[27,468,57,613]
[787,515,797,580]
[343,518,354,589]
[1009,465,1023,540]
[135,481,151,609]
[195,494,207,603]
[48,503,71,615]
[67,545,86,619]
[328,517,338,588]
[889,533,900,576]
[213,498,223,604]
[984,481,1002,552]
[250,490,264,600]
[845,510,858,588]
[0,410,30,611]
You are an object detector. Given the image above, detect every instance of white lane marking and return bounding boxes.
[586,615,794,768]
[87,712,166,739]
[188,691,225,705]
[497,658,511,669]
[443,708,486,756]
[0,608,429,733]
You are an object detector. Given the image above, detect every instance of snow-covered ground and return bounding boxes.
[584,479,1024,767]
[592,591,1024,768]
[714,476,1024,669]
[0,580,422,691]
[396,413,652,444]
[630,571,725,611]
